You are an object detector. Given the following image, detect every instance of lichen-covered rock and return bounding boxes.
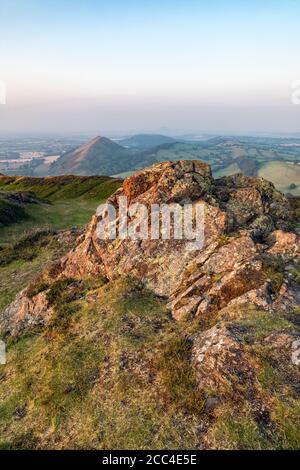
[214,173,291,231]
[169,229,297,320]
[267,230,299,255]
[123,160,213,204]
[1,160,299,336]
[192,320,300,438]
[59,163,294,303]
[0,290,53,337]
[192,324,258,397]
[59,161,227,297]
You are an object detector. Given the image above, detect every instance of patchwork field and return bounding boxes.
[113,137,300,194]
[258,162,300,196]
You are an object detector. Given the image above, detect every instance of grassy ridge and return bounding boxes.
[0,195,27,227]
[0,175,122,244]
[0,175,122,312]
[0,230,79,312]
[0,175,122,201]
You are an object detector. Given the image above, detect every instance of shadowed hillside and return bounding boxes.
[0,191,37,227]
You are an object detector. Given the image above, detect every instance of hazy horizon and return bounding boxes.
[1,0,300,134]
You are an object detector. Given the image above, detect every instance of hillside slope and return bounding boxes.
[49,136,139,176]
[0,174,122,312]
[119,133,177,149]
[0,191,37,227]
[44,135,300,197]
[0,161,299,450]
[0,174,122,202]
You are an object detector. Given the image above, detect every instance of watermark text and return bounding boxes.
[0,80,6,105]
[0,340,6,365]
[96,197,205,251]
[291,80,300,105]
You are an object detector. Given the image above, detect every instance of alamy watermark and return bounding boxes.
[96,197,205,251]
[0,340,6,365]
[292,339,300,366]
[0,80,6,104]
[291,80,300,105]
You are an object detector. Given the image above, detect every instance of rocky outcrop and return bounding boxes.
[168,233,267,320]
[1,160,299,336]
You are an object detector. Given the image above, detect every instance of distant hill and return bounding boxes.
[49,136,139,176]
[28,134,300,194]
[49,135,178,177]
[119,133,177,149]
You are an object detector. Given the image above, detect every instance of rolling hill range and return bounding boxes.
[48,135,178,178]
[118,133,177,149]
[10,134,300,195]
[49,136,139,176]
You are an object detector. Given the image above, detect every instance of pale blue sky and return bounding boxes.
[0,0,300,134]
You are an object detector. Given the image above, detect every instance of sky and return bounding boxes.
[0,0,300,135]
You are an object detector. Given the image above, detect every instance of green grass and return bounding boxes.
[204,362,300,450]
[0,175,122,312]
[0,200,98,247]
[0,231,77,312]
[201,302,300,450]
[0,175,122,246]
[207,408,271,450]
[0,278,203,449]
[258,161,300,195]
[205,382,300,450]
[2,278,298,450]
[231,310,295,343]
[0,195,28,227]
[0,175,122,201]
